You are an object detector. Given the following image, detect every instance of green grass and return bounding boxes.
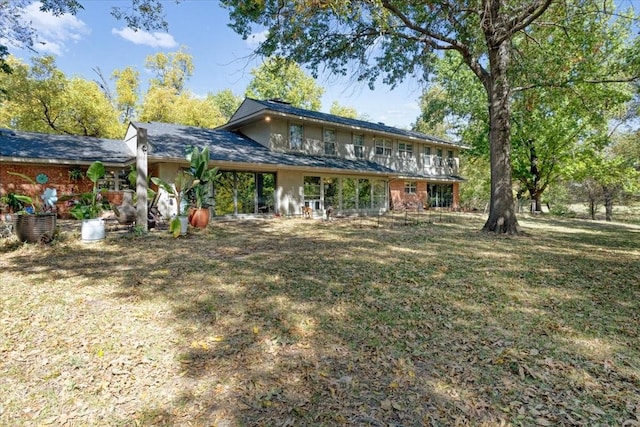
[1,214,639,426]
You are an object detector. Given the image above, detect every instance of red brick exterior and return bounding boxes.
[0,162,124,218]
[389,179,460,210]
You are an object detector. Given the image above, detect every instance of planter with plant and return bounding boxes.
[6,172,58,243]
[151,170,193,237]
[186,146,219,228]
[69,161,108,242]
[0,192,24,214]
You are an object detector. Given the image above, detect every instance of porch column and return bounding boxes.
[136,128,148,230]
[453,182,460,210]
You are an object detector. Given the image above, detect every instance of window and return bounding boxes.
[98,169,133,191]
[323,177,339,209]
[404,181,417,194]
[398,142,414,157]
[324,129,336,155]
[428,183,453,208]
[436,148,444,166]
[372,180,387,209]
[375,138,392,156]
[289,124,303,150]
[303,176,321,210]
[447,150,455,167]
[353,134,364,158]
[423,146,432,166]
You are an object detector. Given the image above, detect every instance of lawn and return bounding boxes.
[1,214,639,426]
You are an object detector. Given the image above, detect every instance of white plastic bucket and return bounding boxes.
[81,218,105,242]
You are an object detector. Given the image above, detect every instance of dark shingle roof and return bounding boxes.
[247,98,467,148]
[0,128,132,164]
[133,121,396,174]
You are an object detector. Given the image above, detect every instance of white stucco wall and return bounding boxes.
[275,170,304,216]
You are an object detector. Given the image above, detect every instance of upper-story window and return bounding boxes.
[398,142,413,157]
[290,124,303,150]
[436,148,444,166]
[324,129,336,156]
[423,146,432,166]
[353,134,364,159]
[375,138,392,156]
[447,150,455,167]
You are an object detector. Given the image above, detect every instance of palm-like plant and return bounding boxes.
[151,170,194,237]
[186,146,220,209]
[69,161,107,219]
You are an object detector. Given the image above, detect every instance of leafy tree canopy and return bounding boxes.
[329,101,358,119]
[221,0,640,234]
[112,66,140,123]
[207,89,243,122]
[145,46,194,94]
[0,55,123,138]
[245,57,324,110]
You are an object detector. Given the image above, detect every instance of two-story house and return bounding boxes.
[130,98,467,219]
[1,97,466,221]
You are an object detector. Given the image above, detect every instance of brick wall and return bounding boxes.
[389,179,460,210]
[389,180,428,210]
[1,162,125,218]
[453,182,460,210]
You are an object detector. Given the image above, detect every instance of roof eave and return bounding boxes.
[223,106,466,149]
[0,156,134,167]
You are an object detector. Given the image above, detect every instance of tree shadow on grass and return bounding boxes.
[2,216,639,426]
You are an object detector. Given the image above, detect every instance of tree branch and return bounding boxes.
[500,0,555,45]
[380,1,490,85]
[514,75,640,92]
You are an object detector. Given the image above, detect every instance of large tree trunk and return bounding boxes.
[482,40,520,234]
[528,140,543,213]
[604,197,613,221]
[602,185,618,222]
[590,199,597,220]
[528,189,542,213]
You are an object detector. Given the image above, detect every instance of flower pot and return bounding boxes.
[81,218,105,242]
[177,215,189,235]
[15,213,57,243]
[189,208,210,228]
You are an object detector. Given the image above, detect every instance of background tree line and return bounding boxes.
[0,48,347,138]
[1,0,638,224]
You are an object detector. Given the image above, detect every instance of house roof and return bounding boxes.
[0,120,464,182]
[0,128,133,165]
[131,121,397,175]
[224,98,469,149]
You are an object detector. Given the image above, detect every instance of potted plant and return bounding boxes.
[6,172,58,243]
[69,161,108,242]
[151,170,193,237]
[0,192,24,214]
[186,146,219,228]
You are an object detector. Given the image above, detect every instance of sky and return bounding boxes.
[7,0,425,129]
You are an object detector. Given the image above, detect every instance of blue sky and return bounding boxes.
[7,0,424,129]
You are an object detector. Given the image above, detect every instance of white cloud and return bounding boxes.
[22,1,90,55]
[112,27,178,49]
[246,30,268,48]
